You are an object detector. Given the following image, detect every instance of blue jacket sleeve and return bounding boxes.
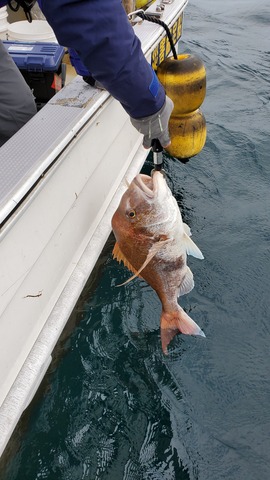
[38,0,165,118]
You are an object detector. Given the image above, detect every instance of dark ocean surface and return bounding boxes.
[1,0,270,478]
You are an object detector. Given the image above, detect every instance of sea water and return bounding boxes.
[1,0,270,478]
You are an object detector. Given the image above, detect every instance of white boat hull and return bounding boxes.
[0,0,188,456]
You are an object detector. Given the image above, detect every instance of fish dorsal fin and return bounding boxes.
[115,238,171,287]
[178,266,194,296]
[182,233,204,259]
[112,242,139,277]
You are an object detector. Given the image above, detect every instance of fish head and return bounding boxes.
[112,171,177,239]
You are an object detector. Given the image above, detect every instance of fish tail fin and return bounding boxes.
[160,308,205,354]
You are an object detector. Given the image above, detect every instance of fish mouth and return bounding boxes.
[133,172,166,198]
[133,174,155,198]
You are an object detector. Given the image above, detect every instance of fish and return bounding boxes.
[111,171,205,354]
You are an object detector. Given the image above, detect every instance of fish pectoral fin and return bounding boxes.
[114,239,170,287]
[182,233,204,259]
[178,266,194,296]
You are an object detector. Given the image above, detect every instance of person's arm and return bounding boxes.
[39,0,164,118]
[39,0,172,146]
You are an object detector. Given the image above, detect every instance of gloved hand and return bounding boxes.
[83,75,105,90]
[130,96,174,148]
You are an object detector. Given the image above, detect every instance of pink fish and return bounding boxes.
[112,171,205,354]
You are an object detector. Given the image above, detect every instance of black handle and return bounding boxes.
[151,138,163,153]
[151,139,163,171]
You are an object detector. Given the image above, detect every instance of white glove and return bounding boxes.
[130,96,174,148]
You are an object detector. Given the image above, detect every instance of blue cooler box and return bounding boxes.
[3,41,66,108]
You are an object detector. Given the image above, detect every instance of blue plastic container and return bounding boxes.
[3,41,66,106]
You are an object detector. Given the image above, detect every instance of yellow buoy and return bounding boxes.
[157,54,206,115]
[135,0,152,9]
[166,109,207,160]
[157,52,207,159]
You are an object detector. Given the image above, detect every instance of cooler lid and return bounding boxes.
[3,41,65,72]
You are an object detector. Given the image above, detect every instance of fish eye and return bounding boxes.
[127,210,136,218]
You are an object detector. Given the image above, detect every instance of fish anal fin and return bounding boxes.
[178,266,194,296]
[160,307,205,354]
[182,233,204,260]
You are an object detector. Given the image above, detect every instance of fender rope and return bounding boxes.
[136,11,178,60]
